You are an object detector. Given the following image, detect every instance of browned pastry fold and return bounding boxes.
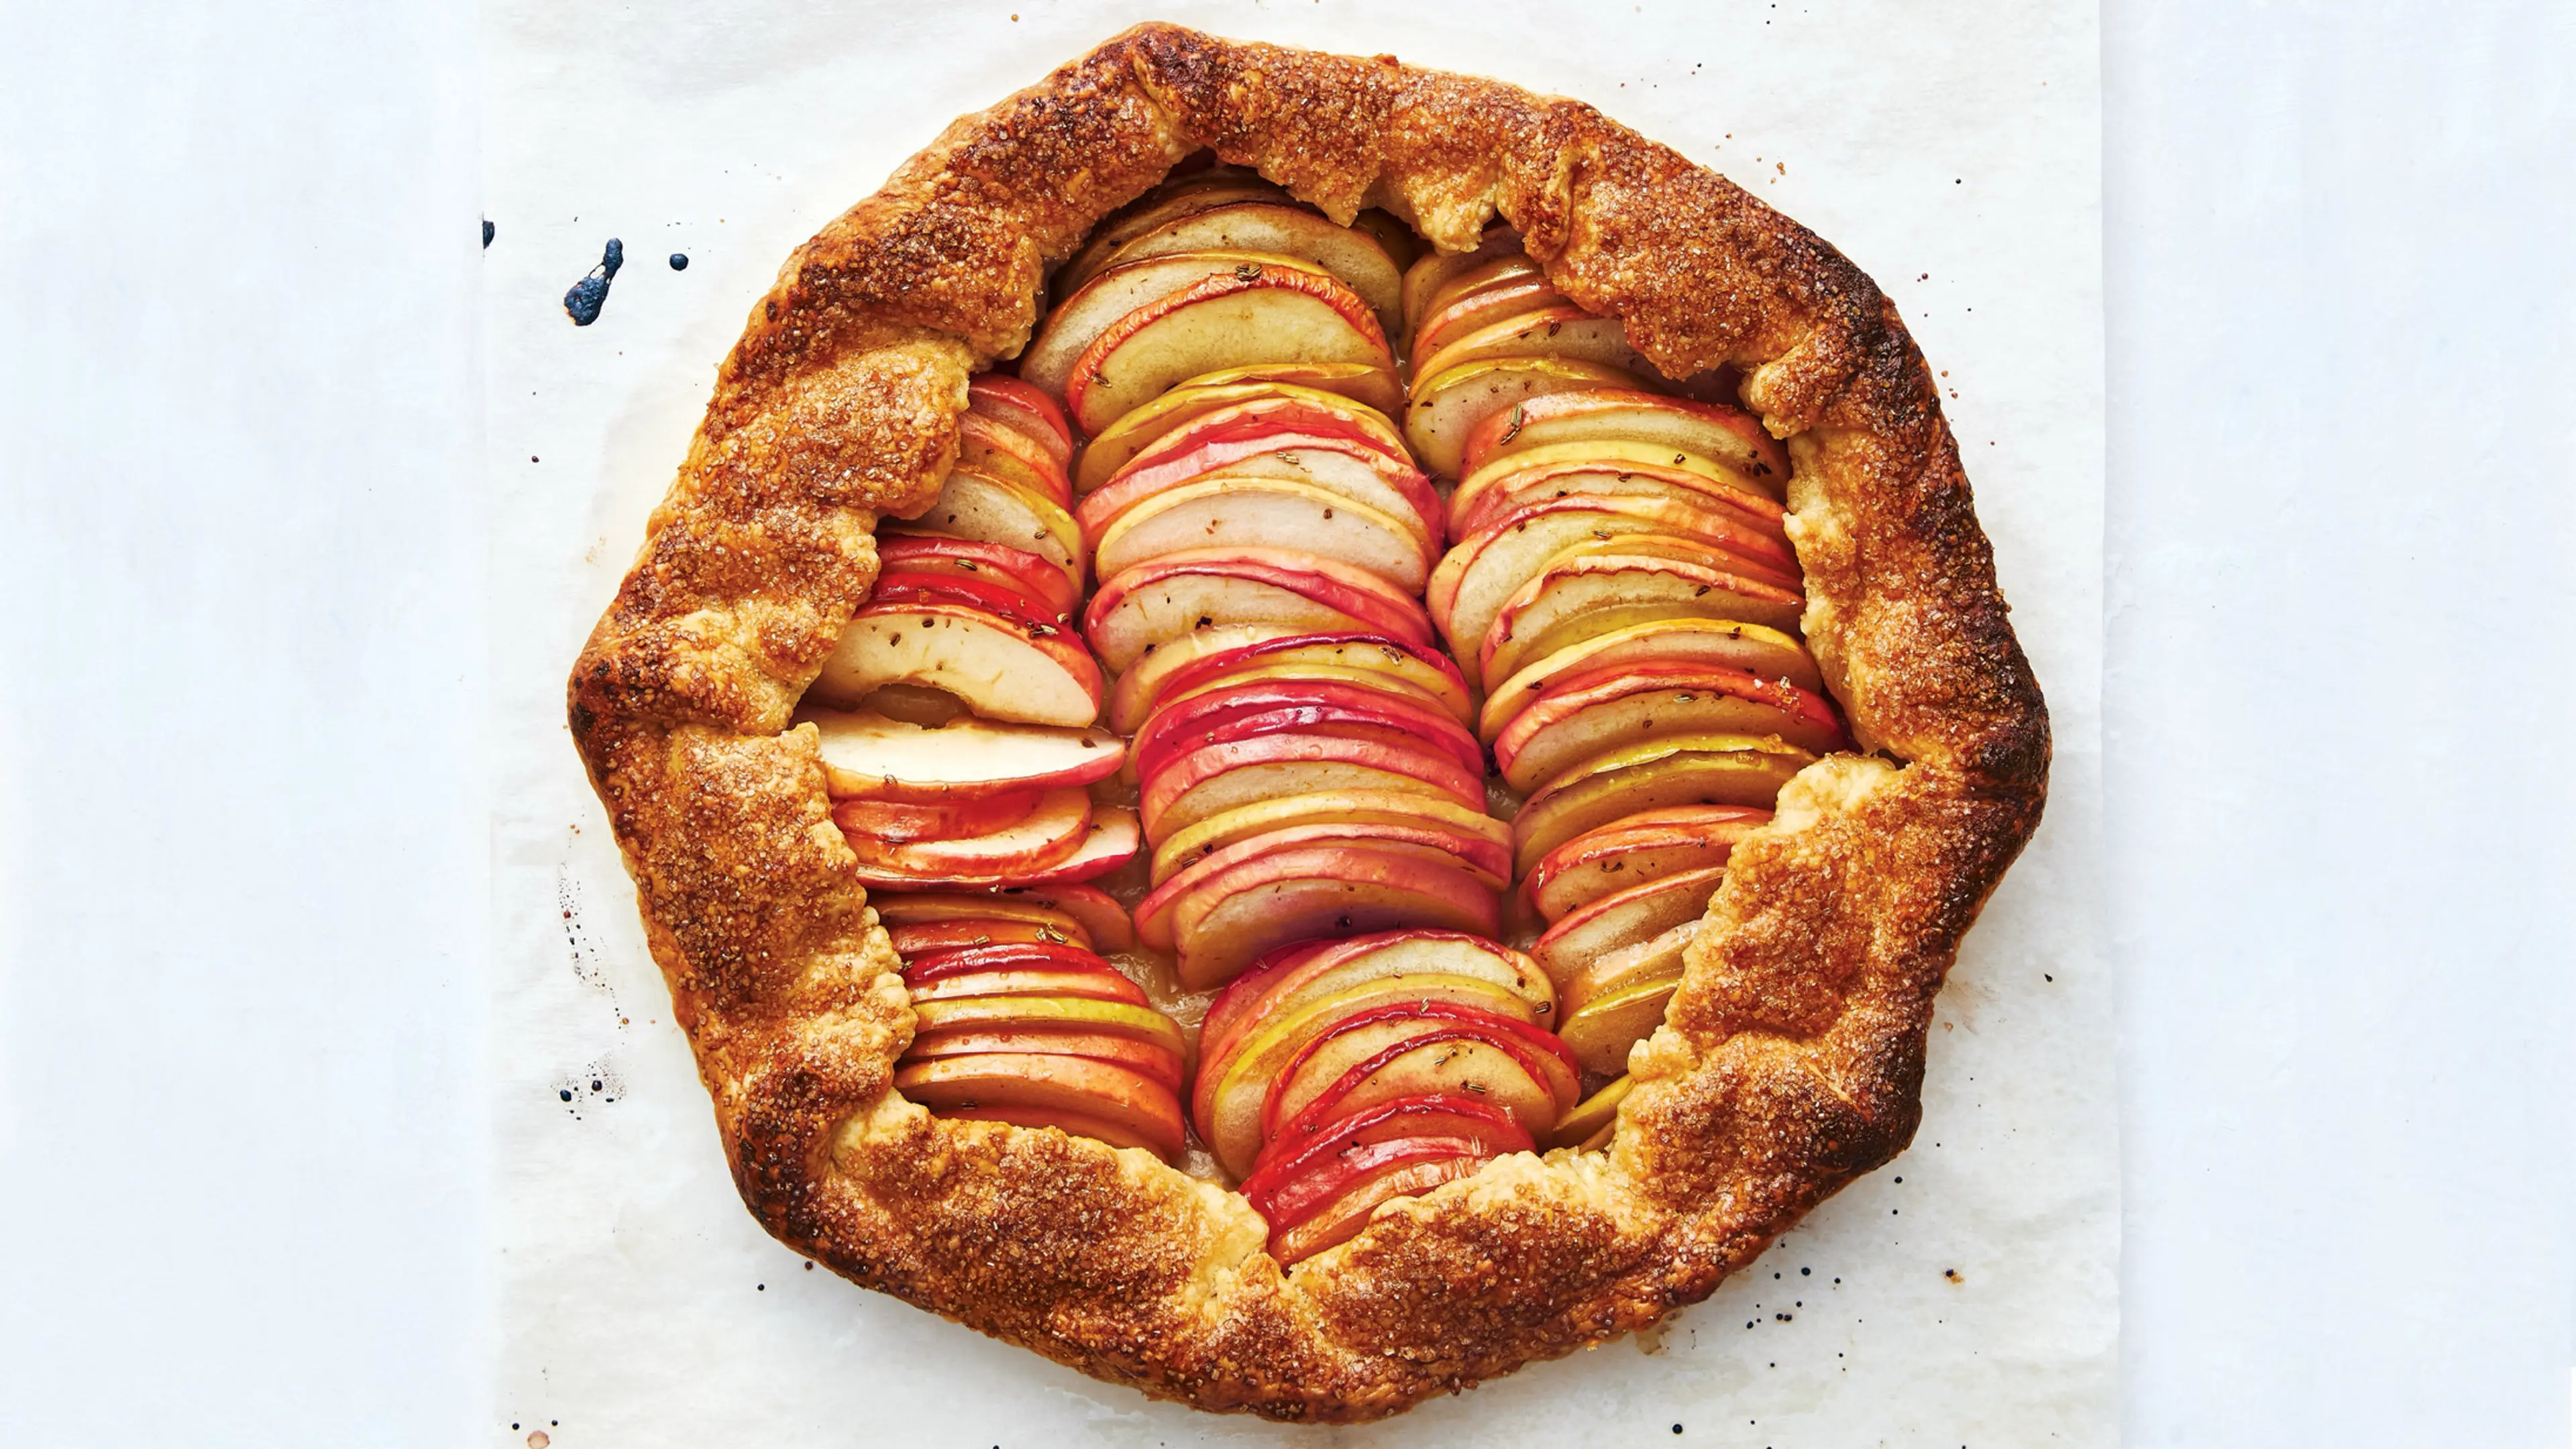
[567,22,2048,1422]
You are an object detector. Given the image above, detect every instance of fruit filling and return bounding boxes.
[806,165,1847,1252]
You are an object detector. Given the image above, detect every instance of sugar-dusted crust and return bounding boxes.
[567,23,2047,1423]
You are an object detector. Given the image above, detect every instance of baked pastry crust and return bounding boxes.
[568,23,2048,1423]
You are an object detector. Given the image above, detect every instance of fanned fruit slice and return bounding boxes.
[1519,806,1772,924]
[896,1055,1187,1161]
[1079,201,1405,335]
[1448,441,1788,543]
[1063,267,1395,436]
[1023,250,1340,396]
[1510,733,1815,876]
[1152,790,1510,888]
[1116,630,1473,735]
[880,466,1083,588]
[1404,355,1652,480]
[1457,388,1790,497]
[1092,476,1433,595]
[805,708,1123,803]
[1552,1075,1634,1152]
[1077,374,1406,492]
[1161,843,1503,991]
[1474,546,1808,691]
[1530,864,1733,982]
[812,601,1102,728]
[1083,547,1431,675]
[967,374,1073,470]
[1491,663,1847,791]
[1479,619,1822,740]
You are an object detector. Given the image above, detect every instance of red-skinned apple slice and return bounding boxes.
[1269,1155,1483,1266]
[867,568,1069,634]
[1398,226,1521,329]
[1024,251,1336,398]
[1195,972,1539,1173]
[902,1026,1183,1092]
[1411,306,1644,388]
[1409,277,1564,372]
[1151,791,1509,888]
[1124,631,1473,733]
[1475,551,1808,692]
[1087,202,1405,333]
[880,467,1082,586]
[832,790,1042,846]
[1131,678,1483,786]
[957,410,1073,509]
[1132,821,1511,950]
[1091,476,1432,594]
[1556,976,1683,1076]
[1415,254,1546,319]
[851,808,1137,890]
[1256,1134,1491,1236]
[1080,429,1440,547]
[898,941,1108,983]
[908,966,1146,1007]
[870,897,1091,952]
[963,883,1134,955]
[1510,734,1815,875]
[1449,445,1788,543]
[872,535,1078,619]
[1138,733,1486,844]
[1479,619,1823,739]
[804,709,1124,803]
[812,602,1102,728]
[1169,847,1501,992]
[1493,665,1847,790]
[1075,379,1403,494]
[1530,863,1731,983]
[1083,548,1430,674]
[1261,999,1578,1141]
[1245,1094,1529,1211]
[1552,1075,1634,1152]
[1403,356,1650,479]
[885,919,1074,956]
[967,374,1073,467]
[1429,496,1801,675]
[1198,932,1553,1091]
[844,786,1093,879]
[894,1053,1186,1163]
[1458,388,1790,494]
[1051,181,1291,294]
[1063,267,1395,436]
[908,994,1185,1059]
[1519,805,1772,924]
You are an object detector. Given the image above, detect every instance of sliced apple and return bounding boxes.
[1479,619,1822,739]
[1126,631,1474,733]
[903,1027,1183,1092]
[957,410,1072,508]
[833,791,1040,847]
[894,1053,1186,1162]
[898,941,1107,983]
[1152,791,1509,888]
[1557,977,1682,1077]
[1074,379,1404,494]
[1132,677,1483,786]
[1411,306,1645,388]
[1531,863,1731,983]
[1403,355,1650,479]
[1087,202,1403,333]
[1052,180,1293,294]
[1511,734,1815,875]
[1246,1093,1530,1208]
[909,967,1146,1009]
[1493,665,1847,790]
[803,708,1124,803]
[1476,551,1808,693]
[844,786,1093,880]
[1409,277,1564,372]
[1133,821,1511,949]
[1084,548,1430,675]
[1269,1154,1483,1265]
[1430,496,1801,676]
[1138,732,1487,844]
[1063,267,1395,436]
[1399,226,1522,329]
[851,806,1136,890]
[1257,1134,1493,1232]
[1264,1016,1561,1150]
[866,568,1069,635]
[1079,430,1440,549]
[873,535,1077,618]
[1552,1075,1633,1152]
[1092,476,1432,594]
[812,602,1102,728]
[1024,250,1334,398]
[1168,846,1501,993]
[967,374,1073,468]
[938,884,1130,955]
[908,994,1185,1058]
[1106,623,1303,733]
[1458,388,1789,495]
[1558,918,1695,1018]
[1198,932,1553,1093]
[880,466,1083,587]
[1416,254,1546,320]
[885,919,1073,956]
[1449,443,1788,543]
[1520,805,1772,924]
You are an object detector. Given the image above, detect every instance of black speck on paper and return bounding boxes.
[564,238,625,325]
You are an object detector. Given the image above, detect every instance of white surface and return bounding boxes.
[0,2,2571,1447]
[478,2,2110,1446]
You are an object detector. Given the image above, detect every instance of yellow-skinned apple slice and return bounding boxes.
[1084,548,1431,675]
[873,535,1078,619]
[967,374,1073,468]
[1138,733,1487,844]
[849,806,1135,890]
[804,708,1124,803]
[1430,496,1801,679]
[1168,847,1501,992]
[1398,225,1522,329]
[1476,551,1808,693]
[1458,388,1790,496]
[1245,1095,1529,1211]
[1511,734,1815,875]
[880,466,1083,587]
[1196,972,1540,1173]
[1197,932,1553,1092]
[1411,306,1645,389]
[1493,665,1849,790]
[1348,209,1421,272]
[1261,1005,1571,1144]
[843,786,1094,881]
[1519,805,1772,924]
[1558,918,1695,1018]
[894,1053,1186,1163]
[1479,619,1822,739]
[1075,379,1404,494]
[1403,356,1650,479]
[1552,1074,1634,1151]
[1152,792,1510,888]
[1120,630,1473,734]
[1132,677,1483,786]
[812,602,1103,728]
[1530,863,1731,983]
[1556,977,1682,1076]
[1132,821,1512,949]
[1092,476,1434,594]
[1063,268,1395,437]
[1448,443,1788,543]
[1024,250,1334,397]
[903,1027,1183,1093]
[957,410,1073,510]
[1408,277,1564,372]
[1087,202,1404,333]
[1269,1155,1483,1266]
[908,994,1185,1059]
[831,791,1042,847]
[1079,430,1442,549]
[939,1103,1189,1161]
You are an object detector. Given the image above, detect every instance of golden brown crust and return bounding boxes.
[567,23,2049,1422]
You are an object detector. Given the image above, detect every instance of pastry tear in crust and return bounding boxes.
[568,23,2048,1423]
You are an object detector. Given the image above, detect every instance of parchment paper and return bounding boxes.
[482,3,2112,1442]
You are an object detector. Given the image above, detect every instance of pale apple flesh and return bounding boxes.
[1082,550,1431,675]
[1129,630,1474,732]
[1474,551,1809,692]
[895,1053,1187,1163]
[1063,268,1396,437]
[803,708,1124,803]
[842,786,1095,880]
[1479,619,1824,740]
[1074,377,1405,494]
[1530,863,1733,983]
[1167,847,1503,991]
[1519,805,1773,924]
[1510,734,1817,875]
[1458,386,1790,494]
[967,374,1073,468]
[1078,431,1442,549]
[1198,931,1554,1083]
[1092,476,1432,595]
[851,806,1137,890]
[812,603,1103,728]
[873,535,1079,619]
[1492,664,1849,790]
[1132,819,1513,949]
[1138,733,1487,843]
[1268,1153,1485,1266]
[880,468,1083,587]
[1084,201,1405,334]
[1022,250,1336,397]
[1403,355,1651,480]
[1151,790,1510,888]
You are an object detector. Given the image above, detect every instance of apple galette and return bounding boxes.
[570,23,2047,1423]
